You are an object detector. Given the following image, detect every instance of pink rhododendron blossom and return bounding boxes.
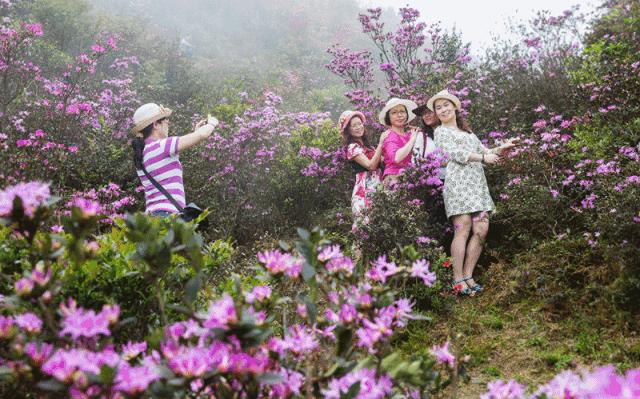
[59,304,112,340]
[202,294,237,329]
[257,250,302,278]
[121,341,147,361]
[25,342,54,367]
[410,259,436,287]
[14,277,34,296]
[245,285,271,304]
[0,315,15,338]
[114,363,160,394]
[15,312,42,333]
[481,380,526,399]
[167,346,211,378]
[366,255,398,283]
[0,181,50,217]
[430,341,455,367]
[323,368,393,399]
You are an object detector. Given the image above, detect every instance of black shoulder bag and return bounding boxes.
[140,166,205,224]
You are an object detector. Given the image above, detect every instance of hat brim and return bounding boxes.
[340,111,366,133]
[131,108,173,133]
[427,94,461,112]
[378,99,418,125]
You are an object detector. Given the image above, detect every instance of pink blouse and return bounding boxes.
[381,129,412,178]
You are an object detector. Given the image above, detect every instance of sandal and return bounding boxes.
[452,279,473,296]
[465,277,483,293]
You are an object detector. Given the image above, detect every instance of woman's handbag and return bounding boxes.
[140,166,205,224]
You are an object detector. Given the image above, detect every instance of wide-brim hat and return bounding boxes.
[426,90,461,111]
[131,103,173,134]
[338,110,366,133]
[378,98,418,126]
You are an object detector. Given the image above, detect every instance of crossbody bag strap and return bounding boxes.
[139,166,184,212]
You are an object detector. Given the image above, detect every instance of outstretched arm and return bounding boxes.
[177,116,218,152]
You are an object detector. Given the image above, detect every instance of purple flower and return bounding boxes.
[202,294,237,329]
[283,324,319,357]
[366,255,398,283]
[68,197,102,217]
[245,285,272,304]
[326,256,355,275]
[114,363,160,394]
[410,259,436,287]
[257,250,302,278]
[271,368,305,398]
[14,277,34,296]
[318,244,342,261]
[167,346,211,378]
[323,368,393,399]
[481,380,526,399]
[430,341,455,368]
[0,181,50,217]
[25,342,54,367]
[0,316,15,338]
[15,312,42,333]
[121,341,147,361]
[59,305,111,340]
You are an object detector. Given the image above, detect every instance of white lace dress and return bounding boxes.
[434,126,495,218]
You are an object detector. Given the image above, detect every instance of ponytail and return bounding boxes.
[132,123,154,170]
[132,137,145,170]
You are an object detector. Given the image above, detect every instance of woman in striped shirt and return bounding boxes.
[130,103,218,216]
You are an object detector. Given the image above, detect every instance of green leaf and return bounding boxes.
[299,294,317,324]
[36,379,65,392]
[340,381,361,399]
[184,273,202,305]
[380,352,402,371]
[336,326,353,358]
[301,262,315,282]
[258,372,285,385]
[297,227,310,241]
[99,364,117,385]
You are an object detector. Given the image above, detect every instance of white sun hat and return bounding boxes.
[378,98,418,126]
[427,90,461,111]
[131,103,173,134]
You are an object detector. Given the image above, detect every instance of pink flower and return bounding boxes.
[481,380,525,399]
[0,315,14,338]
[91,44,106,54]
[202,294,237,329]
[15,312,42,333]
[325,256,355,275]
[114,363,160,394]
[23,23,43,37]
[430,341,455,368]
[121,341,147,361]
[257,250,303,278]
[25,342,54,367]
[14,277,34,296]
[318,244,342,261]
[167,346,211,378]
[245,285,272,304]
[0,181,50,217]
[366,255,398,283]
[59,305,111,340]
[68,197,102,217]
[410,259,436,287]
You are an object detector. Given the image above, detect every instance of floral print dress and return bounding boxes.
[346,143,382,226]
[434,126,495,218]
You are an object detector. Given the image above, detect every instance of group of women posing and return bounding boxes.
[129,90,517,297]
[341,90,518,296]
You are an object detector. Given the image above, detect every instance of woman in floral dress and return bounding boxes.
[340,110,389,230]
[430,90,518,295]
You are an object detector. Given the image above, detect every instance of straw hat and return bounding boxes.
[131,103,173,134]
[338,110,366,133]
[426,90,461,111]
[378,98,418,125]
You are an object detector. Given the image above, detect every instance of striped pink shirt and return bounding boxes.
[137,136,185,214]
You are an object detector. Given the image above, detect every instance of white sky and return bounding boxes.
[358,0,599,53]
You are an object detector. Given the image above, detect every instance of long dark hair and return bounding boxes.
[420,117,435,139]
[132,118,164,170]
[341,116,373,150]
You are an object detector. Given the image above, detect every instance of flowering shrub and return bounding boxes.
[0,182,467,398]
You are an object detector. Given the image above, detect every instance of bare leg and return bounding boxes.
[463,212,489,285]
[450,214,472,287]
